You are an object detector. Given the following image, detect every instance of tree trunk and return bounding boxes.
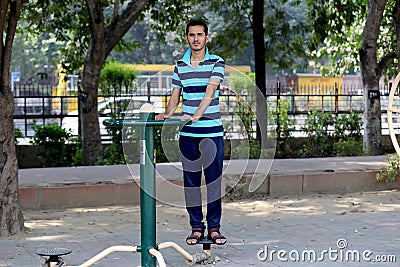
[360,0,387,155]
[81,0,148,165]
[0,84,24,236]
[0,0,24,236]
[252,0,268,149]
[81,0,106,165]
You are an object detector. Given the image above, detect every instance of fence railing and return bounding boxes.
[12,83,400,140]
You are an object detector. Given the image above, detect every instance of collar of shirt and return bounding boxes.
[180,47,210,64]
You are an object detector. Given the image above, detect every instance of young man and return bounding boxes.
[155,19,226,245]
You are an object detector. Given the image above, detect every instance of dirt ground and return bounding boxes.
[20,189,400,239]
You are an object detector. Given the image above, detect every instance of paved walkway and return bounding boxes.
[18,156,390,187]
[0,156,399,266]
[1,190,399,267]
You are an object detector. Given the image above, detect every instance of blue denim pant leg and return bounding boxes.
[180,136,224,230]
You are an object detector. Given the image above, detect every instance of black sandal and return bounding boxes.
[186,228,204,245]
[208,228,227,245]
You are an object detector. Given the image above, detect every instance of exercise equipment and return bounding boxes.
[36,103,213,267]
[388,72,400,157]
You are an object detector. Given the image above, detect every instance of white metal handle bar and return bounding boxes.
[387,72,400,156]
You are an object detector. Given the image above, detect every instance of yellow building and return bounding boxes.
[286,74,342,95]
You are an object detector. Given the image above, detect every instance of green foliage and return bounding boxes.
[14,128,24,145]
[333,137,365,157]
[332,113,365,157]
[23,0,89,72]
[305,0,397,77]
[236,97,256,138]
[300,110,335,157]
[195,0,310,70]
[275,98,296,157]
[229,72,256,95]
[376,154,400,183]
[71,137,83,166]
[334,112,362,139]
[99,61,138,95]
[23,0,194,73]
[276,98,296,141]
[30,123,81,167]
[97,122,126,165]
[146,0,194,43]
[231,138,262,160]
[300,110,364,158]
[98,122,181,165]
[11,31,62,82]
[155,125,182,163]
[228,73,257,125]
[230,92,261,159]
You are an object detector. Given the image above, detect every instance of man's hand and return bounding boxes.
[155,113,170,120]
[181,114,200,123]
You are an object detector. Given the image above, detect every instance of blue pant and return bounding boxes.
[179,136,224,230]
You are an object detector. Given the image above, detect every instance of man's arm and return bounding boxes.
[155,88,181,120]
[186,77,221,123]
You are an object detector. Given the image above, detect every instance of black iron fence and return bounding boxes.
[12,82,398,140]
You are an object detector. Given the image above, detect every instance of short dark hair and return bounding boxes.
[186,19,208,36]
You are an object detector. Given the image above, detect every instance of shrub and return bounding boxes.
[300,110,364,158]
[300,110,335,157]
[333,137,365,157]
[97,123,126,165]
[14,128,24,145]
[31,123,81,167]
[376,154,400,183]
[99,61,138,95]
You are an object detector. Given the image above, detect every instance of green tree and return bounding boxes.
[306,0,400,155]
[108,16,186,65]
[193,0,309,148]
[99,61,138,95]
[25,0,193,165]
[11,31,61,83]
[195,0,309,70]
[0,0,25,236]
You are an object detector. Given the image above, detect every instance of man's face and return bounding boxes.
[186,25,208,52]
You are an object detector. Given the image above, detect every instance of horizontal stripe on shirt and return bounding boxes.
[183,99,219,107]
[179,132,224,137]
[179,71,213,80]
[181,112,221,120]
[180,125,224,134]
[186,119,223,126]
[210,72,224,79]
[182,85,219,94]
[183,104,220,114]
[182,91,219,100]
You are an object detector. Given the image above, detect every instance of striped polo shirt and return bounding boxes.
[172,47,225,137]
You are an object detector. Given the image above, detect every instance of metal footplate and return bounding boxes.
[36,248,72,267]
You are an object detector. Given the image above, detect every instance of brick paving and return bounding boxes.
[0,156,399,266]
[1,193,399,266]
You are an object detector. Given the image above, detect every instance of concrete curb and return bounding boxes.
[18,156,400,210]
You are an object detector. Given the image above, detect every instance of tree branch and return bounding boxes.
[113,0,119,18]
[0,0,8,90]
[377,52,397,77]
[4,0,24,79]
[85,0,105,39]
[104,0,148,57]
